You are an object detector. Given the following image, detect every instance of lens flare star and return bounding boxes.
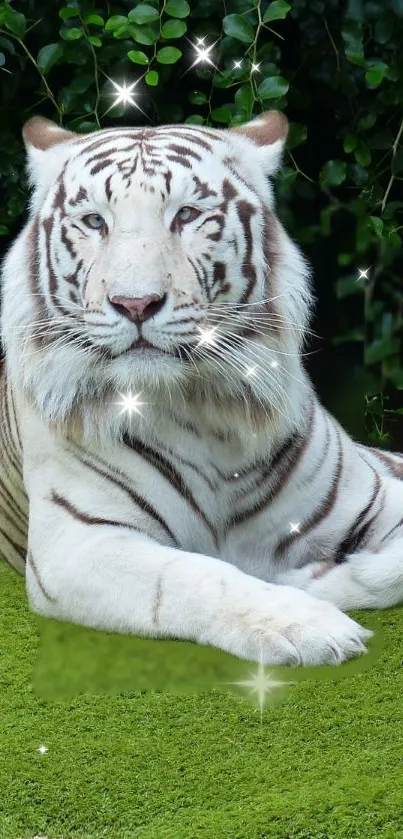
[38,745,48,755]
[196,326,219,347]
[184,36,219,73]
[101,75,149,120]
[251,62,261,73]
[115,391,146,417]
[111,80,137,107]
[289,522,300,534]
[244,366,258,378]
[357,267,370,283]
[224,657,294,720]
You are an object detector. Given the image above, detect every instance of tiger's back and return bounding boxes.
[0,358,28,573]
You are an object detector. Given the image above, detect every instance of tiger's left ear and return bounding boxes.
[229,110,288,176]
[22,117,79,205]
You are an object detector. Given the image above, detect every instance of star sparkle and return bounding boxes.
[244,365,258,378]
[233,60,243,70]
[270,360,279,369]
[101,75,149,120]
[251,62,261,73]
[196,325,219,347]
[289,522,300,534]
[225,657,294,720]
[38,745,48,755]
[115,391,146,417]
[357,267,370,282]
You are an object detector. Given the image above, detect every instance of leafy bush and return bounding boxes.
[0,0,402,444]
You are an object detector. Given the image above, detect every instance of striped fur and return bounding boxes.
[1,110,402,667]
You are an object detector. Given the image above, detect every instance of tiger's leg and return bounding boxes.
[25,480,372,668]
[276,535,403,610]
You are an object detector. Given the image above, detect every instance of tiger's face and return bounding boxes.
[1,111,312,432]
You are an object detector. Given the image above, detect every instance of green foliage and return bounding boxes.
[0,0,402,437]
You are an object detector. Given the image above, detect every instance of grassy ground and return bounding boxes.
[1,559,403,839]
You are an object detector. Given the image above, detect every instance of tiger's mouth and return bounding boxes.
[118,337,184,359]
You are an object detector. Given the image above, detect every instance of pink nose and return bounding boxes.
[108,293,165,323]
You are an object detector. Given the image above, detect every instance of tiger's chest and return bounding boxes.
[108,425,317,579]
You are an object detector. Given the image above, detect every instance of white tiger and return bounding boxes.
[1,110,402,668]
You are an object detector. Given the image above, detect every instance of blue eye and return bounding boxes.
[82,213,105,230]
[176,206,201,223]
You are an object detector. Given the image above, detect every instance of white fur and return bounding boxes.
[1,117,402,667]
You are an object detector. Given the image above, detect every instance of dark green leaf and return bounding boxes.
[223,14,255,44]
[185,114,205,124]
[145,70,159,85]
[354,142,371,166]
[164,0,191,18]
[342,22,365,66]
[84,14,105,26]
[127,49,149,65]
[161,19,187,38]
[211,104,234,124]
[365,61,388,87]
[130,25,158,45]
[257,76,289,99]
[263,1,291,22]
[343,132,357,153]
[374,16,393,43]
[368,216,384,236]
[287,122,307,149]
[3,8,26,38]
[59,7,79,20]
[37,43,63,74]
[365,338,401,364]
[156,46,182,63]
[320,160,347,186]
[60,26,84,41]
[188,90,208,105]
[105,15,128,31]
[234,84,254,117]
[128,5,160,24]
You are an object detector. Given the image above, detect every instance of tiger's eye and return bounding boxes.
[176,206,200,223]
[83,213,105,230]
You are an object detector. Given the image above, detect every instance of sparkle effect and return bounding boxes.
[196,325,219,347]
[270,360,279,369]
[289,522,300,534]
[357,267,370,282]
[251,62,261,73]
[244,365,258,378]
[115,391,146,417]
[192,37,215,66]
[225,658,294,720]
[111,79,137,107]
[38,745,48,755]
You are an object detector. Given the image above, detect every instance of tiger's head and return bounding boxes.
[1,111,312,443]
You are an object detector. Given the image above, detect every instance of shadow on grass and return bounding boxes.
[32,610,384,705]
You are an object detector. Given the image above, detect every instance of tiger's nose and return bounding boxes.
[108,293,166,323]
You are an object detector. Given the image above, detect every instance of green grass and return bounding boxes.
[1,559,403,839]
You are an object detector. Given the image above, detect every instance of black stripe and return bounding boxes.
[334,467,383,563]
[225,401,316,530]
[122,433,218,547]
[275,424,344,558]
[380,516,403,546]
[50,489,146,534]
[66,440,178,546]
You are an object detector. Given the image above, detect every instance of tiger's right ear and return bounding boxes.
[22,117,78,209]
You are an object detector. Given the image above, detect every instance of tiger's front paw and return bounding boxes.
[206,577,372,667]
